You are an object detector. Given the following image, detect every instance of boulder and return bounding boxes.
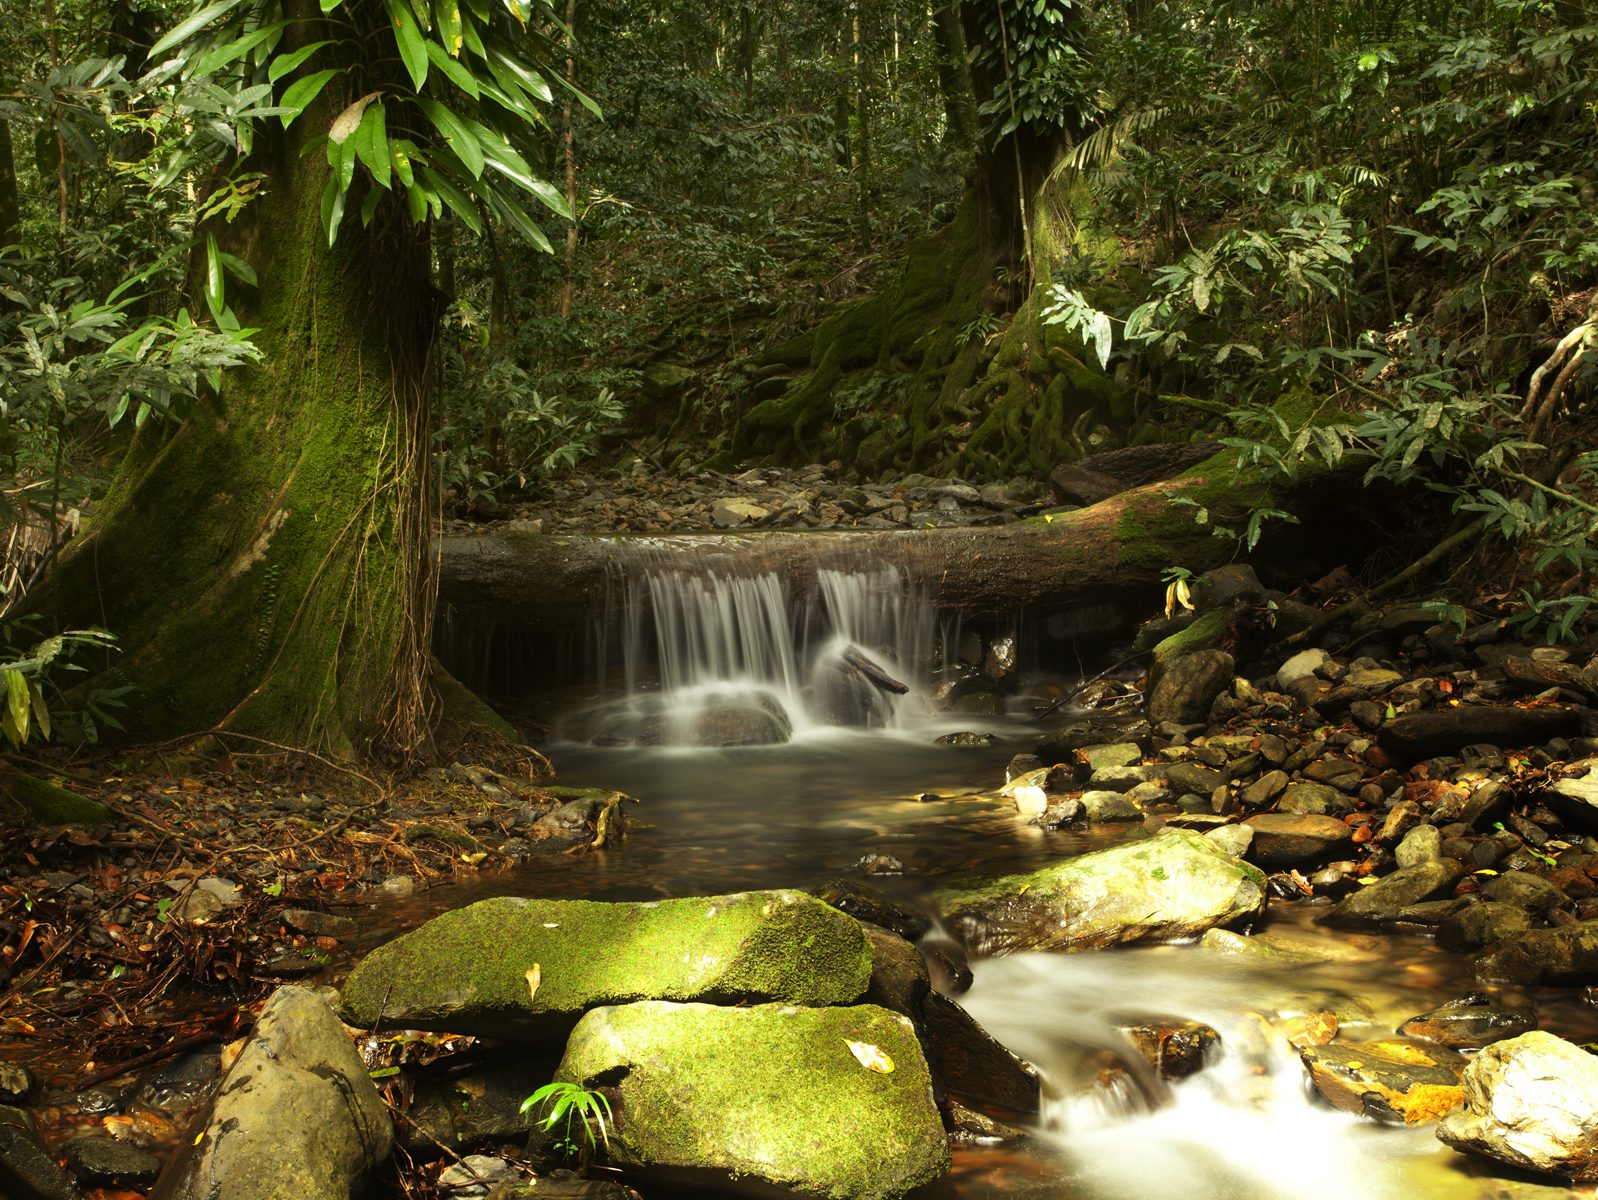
[1438,1032,1598,1180]
[158,986,392,1200]
[1549,761,1598,828]
[1320,859,1466,929]
[936,828,1267,956]
[920,992,1042,1113]
[1474,920,1598,984]
[1246,813,1352,867]
[0,1105,77,1200]
[341,891,870,1041]
[1300,1038,1465,1125]
[1377,707,1582,763]
[1398,997,1535,1050]
[1436,902,1531,953]
[557,1001,950,1200]
[1147,650,1235,725]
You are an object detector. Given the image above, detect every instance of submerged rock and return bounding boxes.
[935,828,1267,955]
[339,891,871,1041]
[160,986,392,1200]
[1438,1032,1598,1180]
[0,1105,77,1200]
[557,1001,950,1200]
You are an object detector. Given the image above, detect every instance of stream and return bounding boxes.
[417,555,1597,1200]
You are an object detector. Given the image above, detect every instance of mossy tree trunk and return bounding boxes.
[42,109,439,762]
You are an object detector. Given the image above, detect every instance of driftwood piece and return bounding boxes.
[840,646,910,695]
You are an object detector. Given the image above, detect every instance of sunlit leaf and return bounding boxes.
[845,1040,894,1073]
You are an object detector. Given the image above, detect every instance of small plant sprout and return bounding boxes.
[521,1080,613,1164]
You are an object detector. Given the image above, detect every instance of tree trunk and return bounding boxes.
[0,70,18,247]
[40,117,439,762]
[932,0,978,149]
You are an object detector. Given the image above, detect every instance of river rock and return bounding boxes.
[1300,1037,1465,1124]
[810,880,931,941]
[1481,871,1568,913]
[921,992,1042,1113]
[1398,996,1536,1050]
[1395,824,1442,867]
[159,985,392,1200]
[1549,761,1598,828]
[1080,790,1141,821]
[1438,1031,1598,1180]
[404,1060,552,1151]
[340,891,870,1041]
[1320,859,1467,928]
[1148,650,1235,725]
[859,923,930,1020]
[61,1136,160,1185]
[936,828,1267,955]
[1437,902,1531,953]
[0,1105,77,1200]
[0,1063,30,1105]
[1037,717,1151,761]
[1377,707,1582,762]
[1474,920,1598,983]
[1275,781,1350,816]
[1247,813,1352,866]
[557,1001,950,1200]
[1120,1019,1220,1080]
[1277,648,1328,689]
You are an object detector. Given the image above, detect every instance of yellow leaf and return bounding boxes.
[525,963,541,1003]
[845,1040,894,1073]
[1017,884,1031,895]
[460,851,487,864]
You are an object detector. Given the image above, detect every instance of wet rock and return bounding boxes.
[438,1154,522,1197]
[1377,707,1582,763]
[1165,762,1224,795]
[167,876,242,924]
[1276,649,1329,690]
[1277,781,1352,816]
[937,828,1267,955]
[1242,770,1289,807]
[858,923,931,1022]
[1004,753,1042,783]
[1376,801,1425,845]
[1246,813,1353,867]
[557,1001,950,1200]
[921,992,1042,1113]
[1037,717,1151,761]
[1475,920,1598,984]
[1300,1038,1465,1125]
[710,499,770,528]
[1120,1019,1220,1080]
[280,908,359,939]
[1080,790,1141,821]
[1077,742,1142,772]
[1205,823,1254,859]
[1321,859,1468,928]
[811,880,931,941]
[983,636,1018,685]
[1034,797,1084,829]
[1549,761,1598,828]
[1198,927,1326,964]
[936,731,994,748]
[0,1105,78,1200]
[1398,996,1536,1050]
[340,891,871,1041]
[1148,650,1235,725]
[160,986,392,1200]
[1437,1031,1598,1180]
[1437,902,1532,953]
[1481,871,1568,914]
[946,1100,1027,1145]
[61,1136,160,1185]
[404,1060,552,1151]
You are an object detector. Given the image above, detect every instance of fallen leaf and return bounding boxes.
[526,964,541,1003]
[845,1040,894,1073]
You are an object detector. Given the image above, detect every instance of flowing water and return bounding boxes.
[426,552,1595,1200]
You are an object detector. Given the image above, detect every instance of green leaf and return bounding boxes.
[218,251,257,287]
[353,102,391,189]
[434,0,463,56]
[390,138,417,187]
[487,45,554,103]
[268,40,334,84]
[150,0,250,59]
[487,190,552,251]
[385,0,429,91]
[320,0,344,11]
[320,170,348,245]
[425,40,480,98]
[417,97,483,177]
[205,233,226,322]
[5,670,30,746]
[360,185,384,224]
[279,68,341,128]
[28,682,50,742]
[419,166,482,232]
[192,20,291,78]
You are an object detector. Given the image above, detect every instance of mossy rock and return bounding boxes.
[935,828,1267,956]
[0,772,112,826]
[339,891,871,1044]
[558,1001,950,1200]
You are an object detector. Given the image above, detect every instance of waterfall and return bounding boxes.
[573,545,949,746]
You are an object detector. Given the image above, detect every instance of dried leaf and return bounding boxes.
[845,1040,894,1073]
[330,91,382,144]
[525,963,541,1003]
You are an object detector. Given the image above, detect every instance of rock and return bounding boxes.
[1475,920,1598,983]
[1037,717,1151,762]
[1395,824,1442,867]
[1009,785,1048,818]
[0,1064,31,1105]
[1276,649,1328,690]
[1437,902,1532,953]
[1148,650,1235,725]
[1347,666,1403,691]
[1120,1020,1219,1080]
[1481,871,1567,914]
[1549,762,1598,828]
[557,1002,950,1200]
[159,986,392,1200]
[1034,798,1084,829]
[710,499,770,528]
[859,923,930,1020]
[1378,707,1582,763]
[280,908,359,939]
[1242,770,1289,807]
[340,891,871,1041]
[438,1154,522,1198]
[1321,859,1468,928]
[946,1100,1026,1145]
[1300,1038,1465,1124]
[936,731,994,748]
[1198,927,1326,964]
[982,636,1018,684]
[167,876,243,924]
[1077,742,1142,772]
[405,1060,551,1151]
[810,881,930,941]
[1080,790,1141,821]
[1398,996,1536,1050]
[1246,813,1352,867]
[1276,781,1352,816]
[921,992,1042,1113]
[1205,823,1254,858]
[642,361,695,399]
[0,1105,78,1200]
[936,828,1267,955]
[1004,753,1043,782]
[61,1136,160,1185]
[1437,1032,1598,1180]
[1165,762,1224,795]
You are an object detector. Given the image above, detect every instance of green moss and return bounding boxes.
[1152,609,1229,665]
[338,890,872,1042]
[559,1001,949,1200]
[0,772,112,825]
[400,823,479,849]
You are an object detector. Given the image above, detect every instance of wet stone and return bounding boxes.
[62,1135,161,1185]
[936,732,994,748]
[0,1063,31,1105]
[1120,1019,1220,1080]
[1299,1038,1465,1125]
[1277,782,1352,817]
[1398,996,1536,1050]
[1437,901,1532,953]
[1395,824,1442,867]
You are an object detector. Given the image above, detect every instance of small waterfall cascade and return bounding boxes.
[575,545,949,746]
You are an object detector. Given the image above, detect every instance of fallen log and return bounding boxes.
[841,646,910,695]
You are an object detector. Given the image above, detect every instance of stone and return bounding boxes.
[1205,823,1254,858]
[1009,785,1048,818]
[280,908,359,939]
[557,1002,950,1200]
[1246,813,1352,867]
[1276,649,1328,690]
[1475,921,1598,984]
[1077,742,1142,772]
[1086,765,1153,793]
[1277,781,1352,816]
[921,992,1042,1113]
[1346,666,1403,691]
[936,731,994,748]
[0,1106,77,1200]
[1395,824,1442,867]
[1321,859,1468,928]
[61,1135,161,1185]
[1301,756,1363,791]
[1378,707,1583,763]
[1242,770,1289,807]
[1300,1038,1465,1125]
[167,876,243,924]
[1481,871,1568,914]
[936,828,1267,956]
[810,881,930,942]
[1004,753,1043,783]
[1080,790,1141,821]
[1437,902,1531,953]
[1037,717,1151,762]
[859,923,930,1021]
[1437,1032,1598,1180]
[1148,650,1235,725]
[404,1061,551,1151]
[1165,761,1224,795]
[159,986,392,1200]
[1120,1020,1220,1080]
[438,1155,522,1197]
[710,499,770,528]
[340,891,871,1041]
[0,1063,31,1105]
[1398,996,1536,1050]
[1549,762,1598,828]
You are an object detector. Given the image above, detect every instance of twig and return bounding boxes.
[1031,648,1150,723]
[76,1030,219,1088]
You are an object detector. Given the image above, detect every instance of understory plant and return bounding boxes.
[521,1080,613,1168]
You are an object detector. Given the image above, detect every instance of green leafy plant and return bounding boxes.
[521,1080,613,1166]
[0,620,129,748]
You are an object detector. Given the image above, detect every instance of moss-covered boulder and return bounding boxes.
[557,1001,950,1200]
[935,828,1267,956]
[339,891,871,1042]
